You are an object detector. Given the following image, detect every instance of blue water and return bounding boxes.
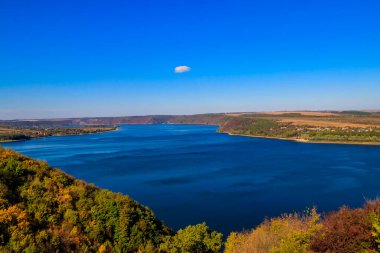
[2,124,380,235]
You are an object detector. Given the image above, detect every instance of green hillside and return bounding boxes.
[0,147,222,253]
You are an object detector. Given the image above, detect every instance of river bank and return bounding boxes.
[223,131,380,146]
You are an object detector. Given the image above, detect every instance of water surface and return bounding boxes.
[3,124,380,234]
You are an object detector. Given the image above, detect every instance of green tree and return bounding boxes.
[159,223,223,253]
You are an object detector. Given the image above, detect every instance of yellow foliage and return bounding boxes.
[0,205,22,223]
[98,241,113,253]
[225,208,321,253]
[16,210,30,230]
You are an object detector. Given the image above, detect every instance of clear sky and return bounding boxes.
[1,0,380,119]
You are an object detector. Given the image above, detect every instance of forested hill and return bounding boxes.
[0,147,222,253]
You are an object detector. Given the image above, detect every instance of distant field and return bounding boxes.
[218,111,380,144]
[278,118,379,128]
[249,111,341,116]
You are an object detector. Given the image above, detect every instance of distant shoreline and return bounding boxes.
[0,139,25,143]
[0,126,119,144]
[2,124,380,146]
[224,131,380,146]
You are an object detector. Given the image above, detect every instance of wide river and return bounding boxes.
[3,124,380,235]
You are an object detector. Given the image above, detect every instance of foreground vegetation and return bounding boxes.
[1,147,380,252]
[226,201,380,253]
[0,148,222,252]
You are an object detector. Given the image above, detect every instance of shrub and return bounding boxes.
[159,222,223,253]
[225,208,321,253]
[310,206,376,253]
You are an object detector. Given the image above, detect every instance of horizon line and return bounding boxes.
[1,109,380,122]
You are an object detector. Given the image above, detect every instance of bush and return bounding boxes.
[159,222,223,253]
[310,204,379,253]
[225,208,321,253]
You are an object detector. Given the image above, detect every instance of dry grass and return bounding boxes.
[279,118,379,128]
[226,111,341,117]
[226,111,380,129]
[259,111,341,117]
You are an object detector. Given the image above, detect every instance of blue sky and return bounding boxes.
[1,0,380,119]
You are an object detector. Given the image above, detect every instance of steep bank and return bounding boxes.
[0,147,222,252]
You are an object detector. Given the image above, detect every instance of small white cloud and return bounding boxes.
[174,65,191,73]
